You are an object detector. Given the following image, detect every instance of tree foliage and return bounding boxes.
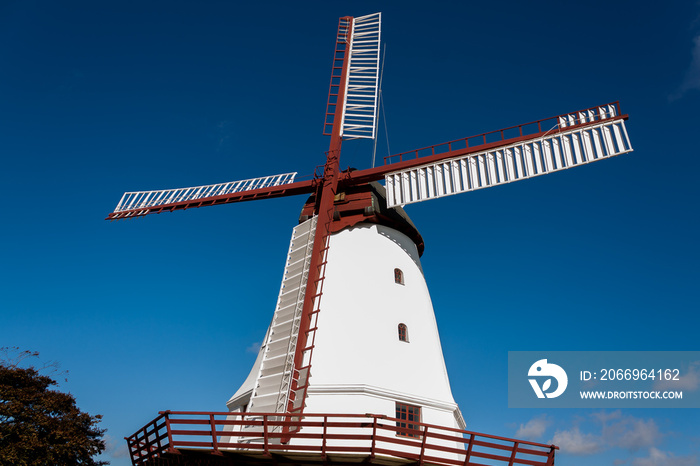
[0,348,107,465]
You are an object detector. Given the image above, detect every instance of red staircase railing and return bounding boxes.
[286,211,331,418]
[126,411,557,466]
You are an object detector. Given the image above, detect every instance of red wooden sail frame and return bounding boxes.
[106,102,628,220]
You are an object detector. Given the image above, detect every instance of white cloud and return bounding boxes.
[246,341,262,353]
[670,35,700,101]
[103,434,130,459]
[595,410,662,452]
[611,418,661,452]
[550,411,663,457]
[632,447,699,466]
[551,412,697,464]
[593,409,623,424]
[515,415,550,440]
[654,361,700,392]
[549,426,602,455]
[215,120,236,151]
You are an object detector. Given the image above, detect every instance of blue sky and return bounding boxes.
[1,1,699,465]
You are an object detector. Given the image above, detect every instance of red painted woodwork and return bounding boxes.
[126,411,558,466]
[299,181,425,255]
[105,179,315,220]
[106,102,628,221]
[340,101,629,186]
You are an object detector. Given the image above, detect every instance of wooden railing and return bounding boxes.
[383,101,625,165]
[126,412,557,466]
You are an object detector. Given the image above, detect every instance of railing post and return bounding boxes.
[370,416,377,460]
[155,417,164,454]
[210,414,222,455]
[138,424,149,460]
[419,426,428,466]
[263,415,270,456]
[463,433,474,466]
[164,412,176,454]
[508,441,518,466]
[321,415,328,459]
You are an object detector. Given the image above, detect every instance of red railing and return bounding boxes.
[126,412,557,466]
[383,101,624,165]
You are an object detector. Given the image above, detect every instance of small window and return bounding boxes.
[394,268,404,285]
[398,323,408,342]
[395,403,421,437]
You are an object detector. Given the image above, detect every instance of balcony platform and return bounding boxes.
[149,448,435,466]
[126,412,557,466]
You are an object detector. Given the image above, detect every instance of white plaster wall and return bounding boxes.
[306,223,462,429]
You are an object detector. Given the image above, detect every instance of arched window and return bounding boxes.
[398,323,408,342]
[394,268,404,285]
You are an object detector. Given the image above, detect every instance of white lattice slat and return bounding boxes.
[385,117,632,208]
[113,172,297,215]
[340,12,381,139]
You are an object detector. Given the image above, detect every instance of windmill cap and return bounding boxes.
[299,181,425,256]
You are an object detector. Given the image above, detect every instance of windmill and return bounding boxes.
[115,12,632,466]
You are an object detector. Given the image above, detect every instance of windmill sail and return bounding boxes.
[341,12,381,139]
[323,13,381,139]
[384,104,632,207]
[109,172,298,219]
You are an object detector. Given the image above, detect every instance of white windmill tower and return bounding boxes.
[114,12,632,466]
